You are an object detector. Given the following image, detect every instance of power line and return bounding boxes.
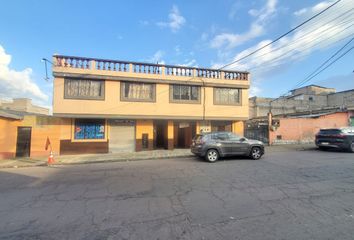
[271,37,354,103]
[292,37,354,88]
[218,0,342,70]
[249,25,354,72]
[245,10,354,71]
[295,45,354,88]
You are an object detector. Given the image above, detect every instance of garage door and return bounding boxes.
[109,120,135,153]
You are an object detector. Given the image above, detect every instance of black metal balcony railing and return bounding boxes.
[53,55,249,81]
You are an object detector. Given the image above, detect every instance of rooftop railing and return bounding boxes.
[53,55,249,81]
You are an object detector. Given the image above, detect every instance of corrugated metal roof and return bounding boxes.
[288,111,338,118]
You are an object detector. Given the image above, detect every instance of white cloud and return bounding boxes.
[210,0,354,97]
[249,85,262,97]
[0,45,48,103]
[157,5,186,32]
[210,23,264,49]
[210,0,277,49]
[294,8,307,16]
[294,0,336,16]
[214,0,354,74]
[147,50,165,64]
[182,59,197,67]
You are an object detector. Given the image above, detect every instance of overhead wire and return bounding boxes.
[248,25,354,72]
[270,37,354,103]
[218,0,343,70]
[244,10,354,71]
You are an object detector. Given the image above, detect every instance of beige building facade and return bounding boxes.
[52,55,249,154]
[0,98,49,115]
[249,85,354,119]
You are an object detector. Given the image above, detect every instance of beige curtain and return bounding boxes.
[216,88,239,104]
[67,80,102,97]
[127,83,152,100]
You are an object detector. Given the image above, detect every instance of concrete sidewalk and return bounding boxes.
[0,143,317,169]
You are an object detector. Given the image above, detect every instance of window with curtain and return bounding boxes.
[74,119,105,140]
[64,79,104,99]
[121,82,155,102]
[214,88,241,105]
[171,85,200,102]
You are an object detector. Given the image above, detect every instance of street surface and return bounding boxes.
[1,148,354,239]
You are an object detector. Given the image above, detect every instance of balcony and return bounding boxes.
[53,55,249,81]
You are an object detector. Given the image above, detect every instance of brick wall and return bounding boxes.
[269,112,349,144]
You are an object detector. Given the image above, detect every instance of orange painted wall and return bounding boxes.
[0,116,62,160]
[269,112,349,144]
[0,117,20,159]
[23,116,62,157]
[136,120,154,140]
[232,121,244,136]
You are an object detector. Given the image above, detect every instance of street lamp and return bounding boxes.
[41,58,53,81]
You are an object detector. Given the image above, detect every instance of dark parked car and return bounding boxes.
[191,131,265,162]
[315,127,354,152]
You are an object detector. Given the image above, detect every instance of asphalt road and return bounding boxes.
[1,148,354,240]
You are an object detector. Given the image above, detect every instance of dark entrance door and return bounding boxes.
[154,121,167,149]
[16,127,32,157]
[175,122,196,148]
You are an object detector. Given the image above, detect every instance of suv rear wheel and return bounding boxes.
[350,142,354,153]
[250,147,262,160]
[206,149,219,162]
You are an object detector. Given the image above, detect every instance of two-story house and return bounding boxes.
[52,55,250,154]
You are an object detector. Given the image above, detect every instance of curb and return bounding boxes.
[0,154,194,169]
[52,154,195,166]
[0,162,47,169]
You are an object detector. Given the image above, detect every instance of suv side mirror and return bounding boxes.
[240,137,246,142]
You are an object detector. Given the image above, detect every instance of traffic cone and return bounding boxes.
[48,151,55,165]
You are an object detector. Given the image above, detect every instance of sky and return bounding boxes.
[0,0,353,108]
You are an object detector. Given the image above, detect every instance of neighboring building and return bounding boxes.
[52,55,249,154]
[268,111,352,145]
[249,85,354,119]
[0,109,61,159]
[244,108,354,145]
[0,98,49,115]
[288,85,335,100]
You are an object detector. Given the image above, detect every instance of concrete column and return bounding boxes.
[135,120,154,151]
[232,121,244,136]
[91,60,96,70]
[167,120,174,150]
[220,70,225,79]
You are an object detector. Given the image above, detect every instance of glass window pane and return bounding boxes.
[66,79,103,99]
[74,119,105,140]
[180,85,190,100]
[191,86,199,100]
[215,88,240,104]
[123,82,154,100]
[173,85,181,100]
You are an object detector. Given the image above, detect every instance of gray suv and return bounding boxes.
[191,132,265,162]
